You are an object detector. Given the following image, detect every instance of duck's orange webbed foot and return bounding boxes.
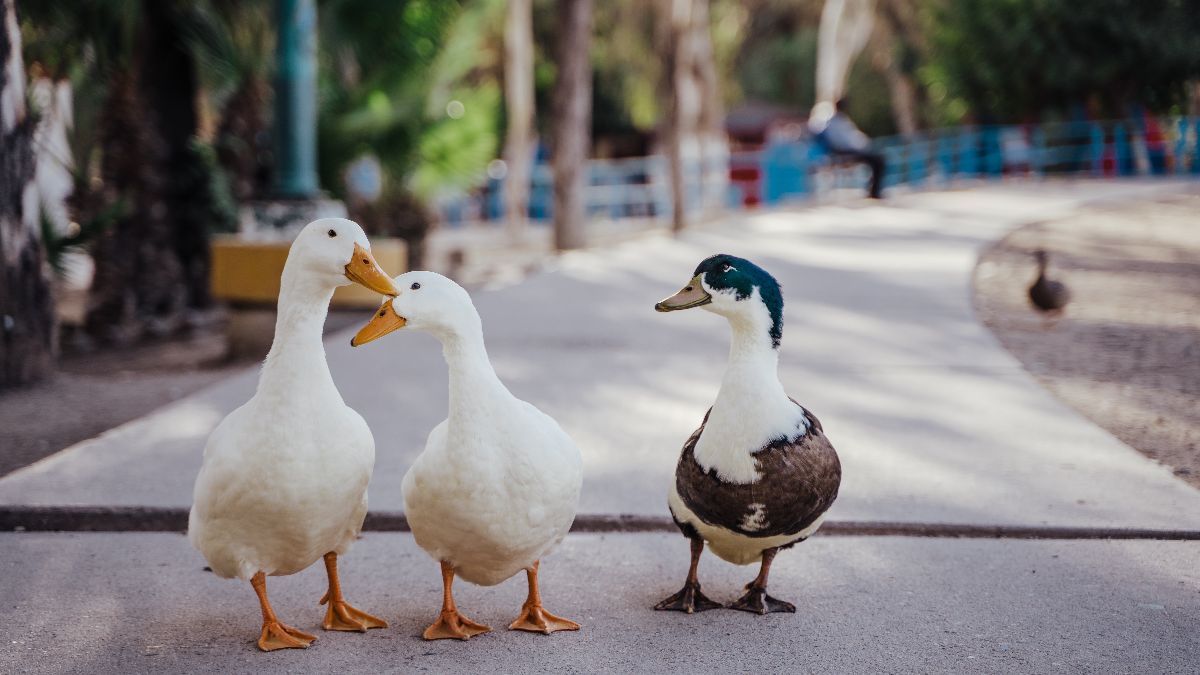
[319,552,389,632]
[509,603,580,634]
[251,572,317,652]
[508,561,580,635]
[258,621,317,651]
[422,560,491,640]
[320,590,389,631]
[423,609,492,641]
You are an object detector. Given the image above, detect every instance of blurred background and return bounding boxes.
[1,0,1199,452]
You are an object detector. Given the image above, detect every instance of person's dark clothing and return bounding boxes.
[812,109,886,199]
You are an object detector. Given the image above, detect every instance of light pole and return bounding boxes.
[273,0,320,198]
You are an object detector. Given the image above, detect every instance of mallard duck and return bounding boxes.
[351,271,583,640]
[1028,249,1070,315]
[188,218,398,651]
[653,254,841,614]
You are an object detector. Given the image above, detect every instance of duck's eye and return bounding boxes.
[684,286,693,292]
[411,282,421,290]
[327,229,337,237]
[378,309,386,317]
[722,263,734,273]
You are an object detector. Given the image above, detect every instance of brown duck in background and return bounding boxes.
[1028,249,1070,317]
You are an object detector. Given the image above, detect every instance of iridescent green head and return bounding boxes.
[656,254,785,348]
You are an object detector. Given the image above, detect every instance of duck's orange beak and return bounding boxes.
[344,243,399,296]
[351,299,407,347]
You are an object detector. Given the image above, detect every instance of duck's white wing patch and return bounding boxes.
[740,502,768,532]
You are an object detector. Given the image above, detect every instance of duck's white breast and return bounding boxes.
[403,403,582,586]
[188,395,376,579]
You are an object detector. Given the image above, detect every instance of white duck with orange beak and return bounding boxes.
[351,271,583,641]
[188,218,398,651]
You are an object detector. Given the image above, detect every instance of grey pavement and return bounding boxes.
[2,532,1198,673]
[4,181,1200,674]
[3,180,1199,529]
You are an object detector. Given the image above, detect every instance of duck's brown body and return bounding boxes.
[671,404,841,561]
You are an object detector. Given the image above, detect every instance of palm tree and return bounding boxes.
[22,0,237,343]
[0,0,57,387]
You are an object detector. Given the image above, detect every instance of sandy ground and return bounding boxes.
[0,312,365,478]
[973,192,1200,487]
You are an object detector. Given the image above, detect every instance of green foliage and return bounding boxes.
[738,29,818,110]
[411,84,501,200]
[317,0,502,202]
[180,0,274,112]
[183,139,238,235]
[587,0,660,135]
[20,0,141,78]
[921,0,1200,122]
[39,200,126,277]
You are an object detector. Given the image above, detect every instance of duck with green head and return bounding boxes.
[653,254,842,614]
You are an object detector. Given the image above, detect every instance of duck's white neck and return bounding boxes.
[436,322,513,425]
[694,303,804,484]
[722,311,783,388]
[257,263,338,401]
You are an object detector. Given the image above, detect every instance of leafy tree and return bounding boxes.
[921,0,1200,123]
[317,0,502,263]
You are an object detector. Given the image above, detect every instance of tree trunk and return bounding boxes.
[550,0,592,251]
[0,0,57,388]
[874,0,919,136]
[85,0,206,342]
[659,0,689,233]
[689,0,726,218]
[503,0,535,241]
[142,0,211,311]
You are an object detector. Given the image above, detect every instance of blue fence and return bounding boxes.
[438,116,1200,226]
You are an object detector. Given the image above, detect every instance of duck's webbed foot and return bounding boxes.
[424,609,492,641]
[320,591,389,632]
[259,621,317,651]
[654,581,722,613]
[727,546,795,614]
[510,603,581,634]
[423,560,492,640]
[251,571,316,651]
[319,552,389,632]
[509,561,580,634]
[728,585,795,614]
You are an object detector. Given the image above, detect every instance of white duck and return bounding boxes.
[188,218,399,651]
[350,271,583,640]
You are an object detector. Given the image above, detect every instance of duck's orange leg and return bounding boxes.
[252,572,316,651]
[319,552,389,631]
[422,561,491,640]
[509,560,580,634]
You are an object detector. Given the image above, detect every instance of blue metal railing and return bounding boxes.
[437,116,1200,225]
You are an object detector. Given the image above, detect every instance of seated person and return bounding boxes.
[809,98,885,199]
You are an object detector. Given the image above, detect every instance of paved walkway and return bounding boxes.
[3,532,1198,673]
[3,181,1199,673]
[3,180,1198,528]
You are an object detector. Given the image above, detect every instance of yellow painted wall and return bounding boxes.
[210,235,407,308]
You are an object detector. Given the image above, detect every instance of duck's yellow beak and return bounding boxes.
[351,299,407,347]
[655,274,711,312]
[344,243,399,296]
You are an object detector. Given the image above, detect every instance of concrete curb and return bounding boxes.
[3,506,1200,540]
